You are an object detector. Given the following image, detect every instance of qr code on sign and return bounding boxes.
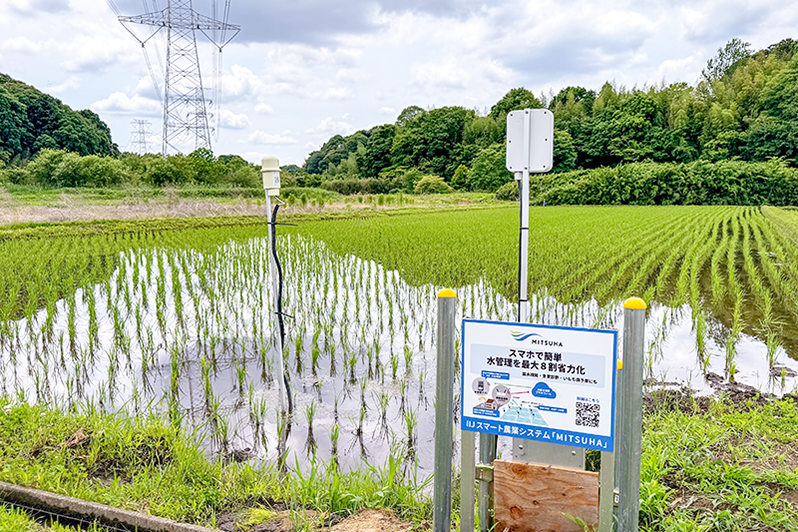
[575,401,600,428]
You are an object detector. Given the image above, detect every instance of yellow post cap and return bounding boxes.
[623,297,647,310]
[438,288,457,298]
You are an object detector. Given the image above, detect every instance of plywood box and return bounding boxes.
[493,460,599,532]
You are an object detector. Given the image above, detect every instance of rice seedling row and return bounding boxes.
[2,205,798,474]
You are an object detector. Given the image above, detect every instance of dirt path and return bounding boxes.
[0,200,273,225]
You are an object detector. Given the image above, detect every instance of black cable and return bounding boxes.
[271,204,293,414]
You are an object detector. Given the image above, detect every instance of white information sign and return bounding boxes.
[505,109,554,174]
[461,319,617,451]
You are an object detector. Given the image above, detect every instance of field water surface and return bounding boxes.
[2,206,798,472]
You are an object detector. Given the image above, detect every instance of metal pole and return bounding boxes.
[518,170,530,321]
[460,430,476,532]
[518,109,531,323]
[265,191,286,413]
[617,297,646,532]
[512,110,582,468]
[477,434,495,532]
[599,360,622,532]
[434,289,457,532]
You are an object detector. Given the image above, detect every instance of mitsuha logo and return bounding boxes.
[510,331,564,347]
[511,331,542,342]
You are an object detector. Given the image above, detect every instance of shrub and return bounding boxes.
[534,159,798,206]
[451,164,469,189]
[321,177,394,195]
[495,181,519,201]
[413,175,453,194]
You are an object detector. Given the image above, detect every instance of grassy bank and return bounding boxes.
[1,394,797,531]
[0,397,431,530]
[0,182,495,209]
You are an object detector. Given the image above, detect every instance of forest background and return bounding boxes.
[2,38,798,206]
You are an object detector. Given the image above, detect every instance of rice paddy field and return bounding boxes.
[2,204,798,477]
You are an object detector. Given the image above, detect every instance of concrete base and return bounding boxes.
[0,481,219,532]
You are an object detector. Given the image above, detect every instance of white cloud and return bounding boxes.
[221,64,265,100]
[45,76,81,94]
[241,151,266,165]
[255,103,275,114]
[322,87,353,100]
[9,0,69,16]
[335,68,365,82]
[218,109,251,129]
[1,36,53,53]
[1,34,137,74]
[379,107,395,114]
[90,92,161,115]
[247,130,298,145]
[60,35,137,73]
[656,55,702,80]
[135,76,161,100]
[304,114,354,135]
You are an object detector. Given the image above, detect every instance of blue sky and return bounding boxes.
[1,0,796,165]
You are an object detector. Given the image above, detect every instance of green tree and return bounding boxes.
[702,38,752,82]
[489,87,542,124]
[358,124,395,177]
[303,131,369,175]
[465,143,513,191]
[451,164,469,189]
[396,105,425,127]
[552,129,577,172]
[391,106,473,179]
[464,116,501,147]
[413,175,453,194]
[0,88,26,163]
[550,86,595,167]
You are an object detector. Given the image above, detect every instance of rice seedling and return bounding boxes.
[304,400,317,455]
[2,204,798,480]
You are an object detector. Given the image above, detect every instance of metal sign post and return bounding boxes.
[616,297,647,531]
[433,289,457,532]
[509,111,584,467]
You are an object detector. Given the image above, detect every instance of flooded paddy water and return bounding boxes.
[3,208,798,475]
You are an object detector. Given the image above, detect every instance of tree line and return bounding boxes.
[3,38,798,205]
[299,38,798,195]
[0,73,117,165]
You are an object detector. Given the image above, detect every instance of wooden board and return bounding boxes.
[493,460,599,532]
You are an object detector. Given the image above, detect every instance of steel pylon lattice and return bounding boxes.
[119,0,239,155]
[130,119,152,154]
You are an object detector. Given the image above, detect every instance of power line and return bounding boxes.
[118,0,240,155]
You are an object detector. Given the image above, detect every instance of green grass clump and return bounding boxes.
[0,505,40,532]
[0,503,107,531]
[640,395,798,531]
[0,398,431,528]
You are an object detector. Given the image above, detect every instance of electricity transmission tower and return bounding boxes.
[117,1,239,155]
[130,120,152,154]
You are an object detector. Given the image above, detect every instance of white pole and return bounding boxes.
[265,191,286,413]
[519,109,531,323]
